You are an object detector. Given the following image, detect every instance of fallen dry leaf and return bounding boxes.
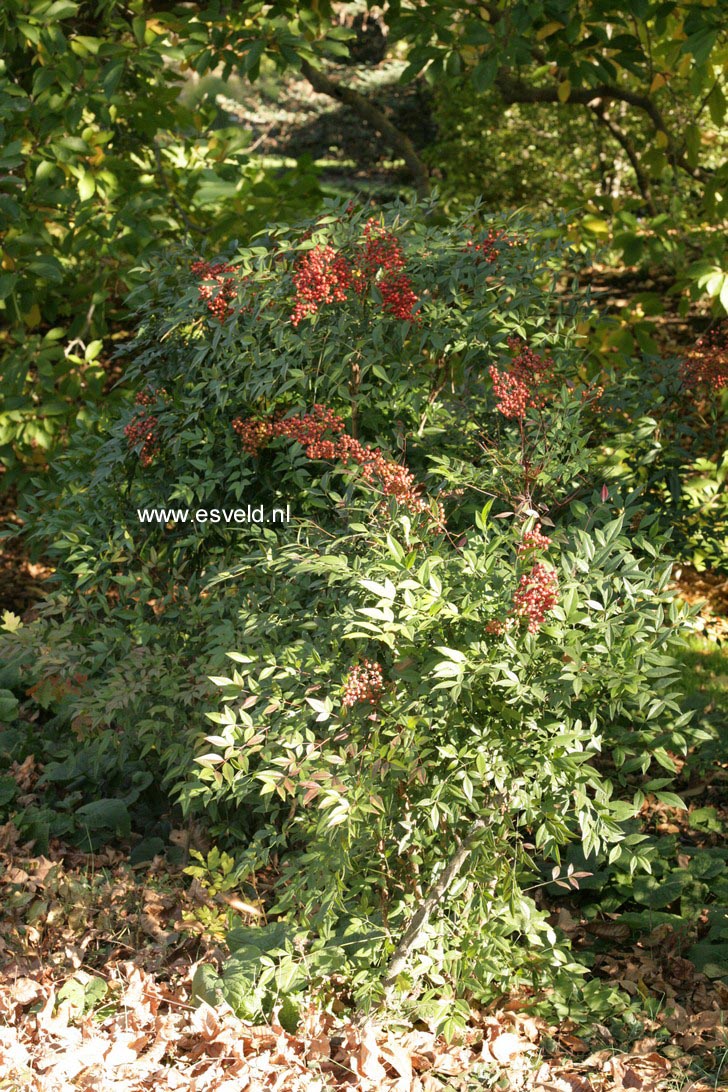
[606,1050,671,1091]
[491,1030,535,1064]
[355,1022,388,1084]
[380,1038,413,1081]
[535,1074,594,1092]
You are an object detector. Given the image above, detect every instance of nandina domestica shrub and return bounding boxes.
[26,198,604,615]
[13,199,698,1020]
[187,501,693,1022]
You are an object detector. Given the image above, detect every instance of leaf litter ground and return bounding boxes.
[1,812,726,1092]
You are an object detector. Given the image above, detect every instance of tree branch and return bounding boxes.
[589,103,657,215]
[300,58,431,198]
[495,71,710,182]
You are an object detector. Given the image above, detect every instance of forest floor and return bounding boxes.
[1,705,726,1091]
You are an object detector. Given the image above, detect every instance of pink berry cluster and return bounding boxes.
[342,659,384,709]
[486,528,559,636]
[124,389,167,466]
[512,563,560,633]
[484,618,511,636]
[191,259,239,322]
[517,521,552,554]
[289,220,419,325]
[680,324,728,394]
[232,405,444,525]
[489,337,554,420]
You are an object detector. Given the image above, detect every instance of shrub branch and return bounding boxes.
[494,71,709,182]
[380,817,488,992]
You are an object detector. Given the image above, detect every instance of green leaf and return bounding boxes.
[77,172,96,202]
[76,798,131,836]
[84,339,103,361]
[720,277,728,315]
[132,16,147,45]
[191,964,225,1007]
[632,874,684,909]
[0,274,18,301]
[653,791,687,810]
[582,216,609,236]
[0,688,19,721]
[0,776,17,807]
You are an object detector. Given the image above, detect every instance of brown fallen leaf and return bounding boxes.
[535,1074,594,1092]
[216,891,265,916]
[606,1051,671,1091]
[584,920,631,942]
[482,1029,535,1065]
[380,1038,413,1081]
[356,1023,388,1084]
[9,976,42,1006]
[558,1032,590,1054]
[103,1030,147,1067]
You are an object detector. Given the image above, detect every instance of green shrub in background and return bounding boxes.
[1,200,705,1025]
[0,0,322,485]
[428,79,728,322]
[596,324,728,573]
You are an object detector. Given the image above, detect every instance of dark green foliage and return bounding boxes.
[0,0,322,484]
[597,351,728,573]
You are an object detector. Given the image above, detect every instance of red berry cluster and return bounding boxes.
[488,369,531,420]
[464,227,512,264]
[680,324,728,394]
[232,417,273,456]
[289,220,419,325]
[359,219,406,276]
[124,388,168,465]
[291,246,352,326]
[512,563,559,633]
[133,387,167,408]
[191,259,239,322]
[489,338,554,419]
[124,411,159,467]
[378,272,419,320]
[517,521,552,554]
[232,406,444,525]
[232,404,346,456]
[340,435,432,517]
[359,220,418,320]
[342,659,384,709]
